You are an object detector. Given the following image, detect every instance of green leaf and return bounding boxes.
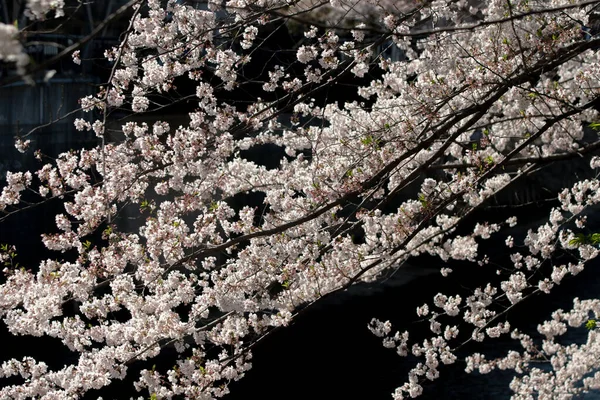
[569,233,587,246]
[418,193,428,208]
[590,233,600,245]
[589,122,600,131]
[586,319,597,330]
[361,134,381,148]
[103,226,113,237]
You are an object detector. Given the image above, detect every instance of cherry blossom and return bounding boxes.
[1,0,600,399]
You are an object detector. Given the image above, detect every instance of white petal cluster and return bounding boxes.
[0,23,28,73]
[25,0,64,20]
[1,0,600,398]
